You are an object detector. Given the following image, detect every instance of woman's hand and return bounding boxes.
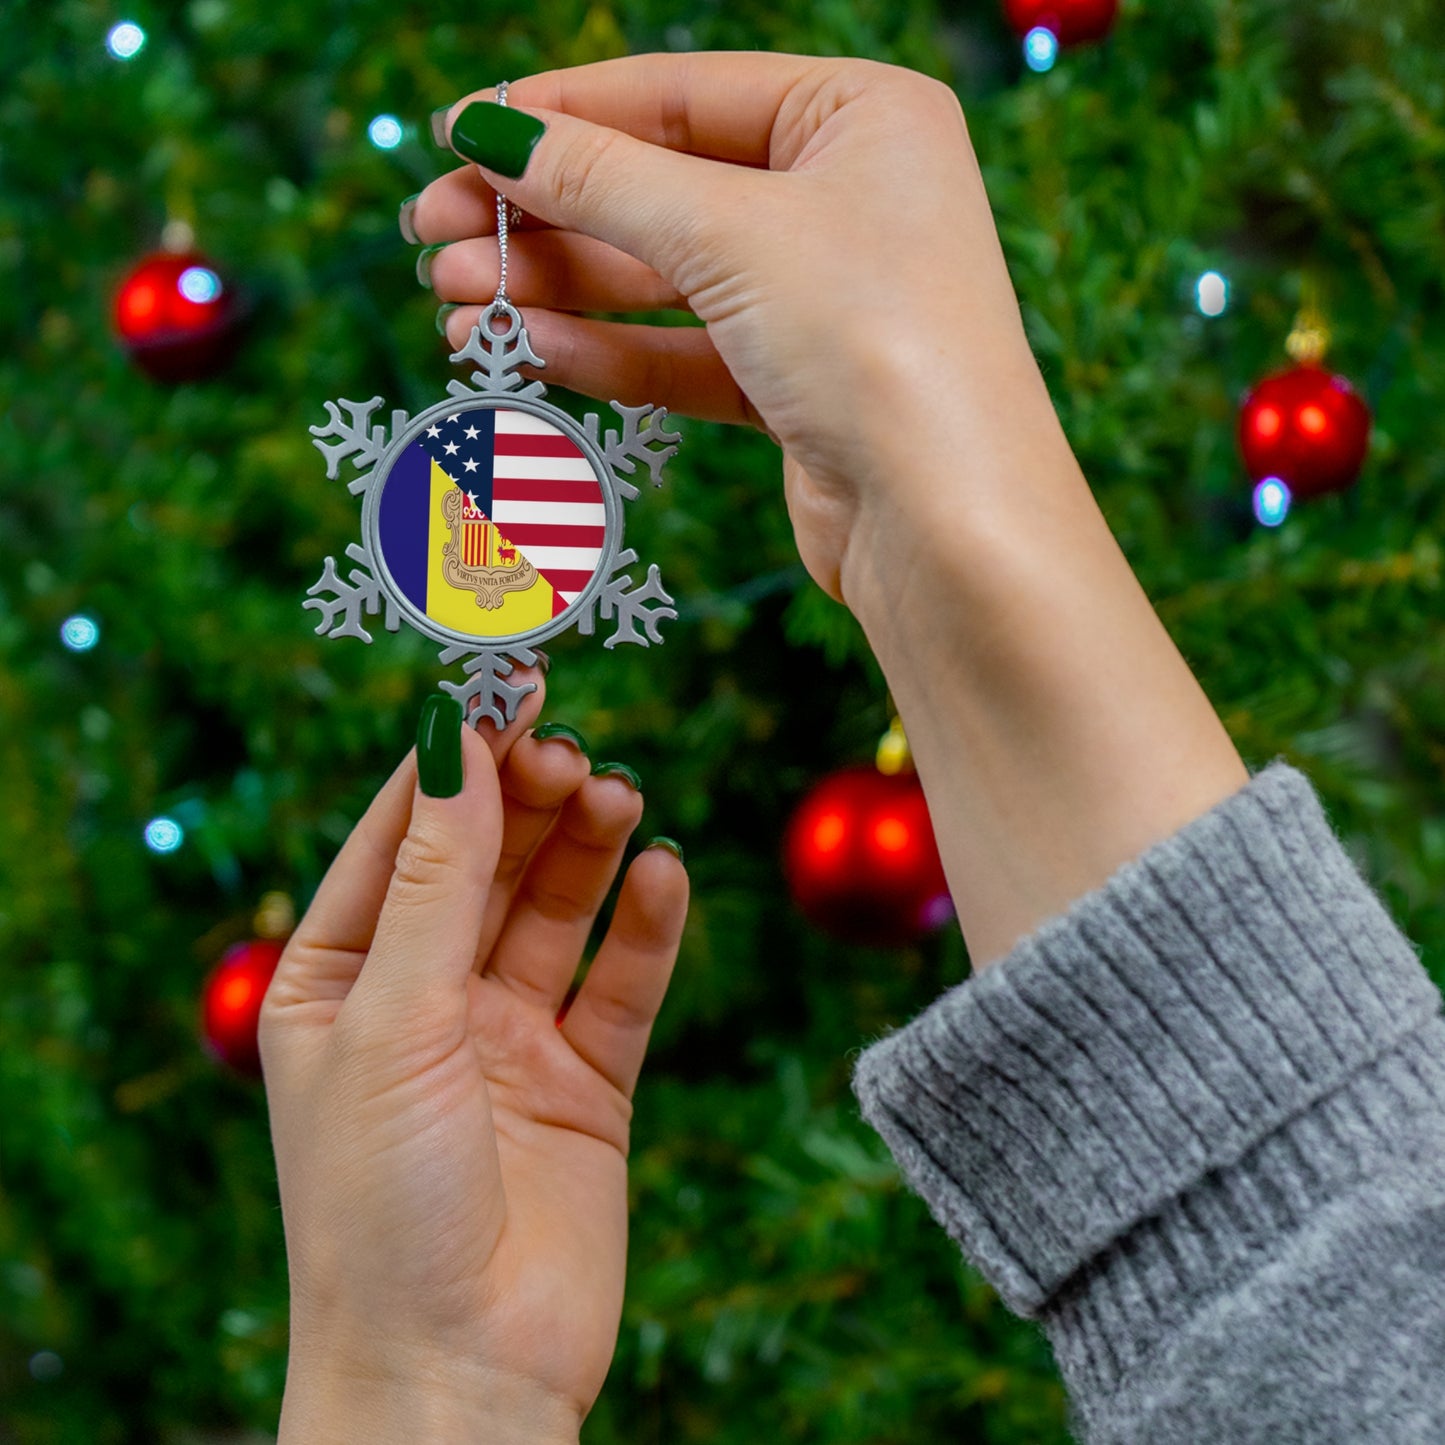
[259,678,688,1442]
[411,53,1061,604]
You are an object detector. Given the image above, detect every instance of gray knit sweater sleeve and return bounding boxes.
[849,758,1445,1442]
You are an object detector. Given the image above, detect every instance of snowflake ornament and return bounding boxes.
[305,302,681,727]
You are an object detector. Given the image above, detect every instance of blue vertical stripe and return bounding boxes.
[377,439,432,611]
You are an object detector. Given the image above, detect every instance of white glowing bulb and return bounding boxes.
[178,266,222,303]
[106,21,146,59]
[1196,270,1229,317]
[144,817,185,853]
[1024,27,1059,72]
[60,615,100,651]
[1253,477,1291,528]
[368,114,404,150]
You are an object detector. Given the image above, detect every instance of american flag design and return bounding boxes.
[376,405,608,640]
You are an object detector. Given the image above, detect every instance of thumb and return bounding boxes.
[345,695,503,1035]
[441,94,760,290]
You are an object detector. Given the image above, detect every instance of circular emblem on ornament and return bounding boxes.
[368,398,619,653]
[304,304,681,728]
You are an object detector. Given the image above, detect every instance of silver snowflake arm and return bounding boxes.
[578,549,677,648]
[304,543,400,642]
[436,644,542,730]
[309,398,408,491]
[583,402,682,501]
[448,306,546,400]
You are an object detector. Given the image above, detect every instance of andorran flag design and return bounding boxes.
[376,407,607,640]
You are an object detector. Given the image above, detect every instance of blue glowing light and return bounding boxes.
[1253,477,1292,528]
[1196,270,1229,317]
[368,114,404,150]
[60,615,100,652]
[106,21,146,59]
[144,817,185,853]
[1024,26,1059,72]
[178,266,222,303]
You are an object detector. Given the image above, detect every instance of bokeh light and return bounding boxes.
[144,817,185,853]
[178,266,222,304]
[105,21,146,59]
[368,114,404,150]
[1024,26,1059,72]
[1196,270,1229,317]
[60,615,100,651]
[1253,477,1292,528]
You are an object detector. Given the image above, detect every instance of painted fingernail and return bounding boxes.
[417,693,464,797]
[531,648,551,676]
[398,193,422,245]
[430,105,452,148]
[533,722,589,755]
[416,242,448,290]
[591,760,641,791]
[435,302,460,337]
[450,101,546,179]
[644,836,684,864]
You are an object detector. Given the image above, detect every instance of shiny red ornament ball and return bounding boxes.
[113,250,239,382]
[1003,0,1119,45]
[200,939,284,1077]
[783,766,954,947]
[1237,362,1372,500]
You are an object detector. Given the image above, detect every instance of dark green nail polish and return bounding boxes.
[417,694,464,797]
[645,836,684,865]
[398,193,422,245]
[435,302,460,337]
[450,101,546,179]
[591,760,641,791]
[416,242,448,289]
[430,105,452,148]
[533,722,589,755]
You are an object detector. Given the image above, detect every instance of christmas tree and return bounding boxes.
[3,0,1443,1441]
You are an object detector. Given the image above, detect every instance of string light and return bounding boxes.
[105,21,146,59]
[144,817,185,853]
[1253,477,1291,528]
[1196,270,1229,317]
[1024,27,1060,72]
[178,266,223,303]
[367,114,404,150]
[60,615,100,652]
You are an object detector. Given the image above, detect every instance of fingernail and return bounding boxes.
[416,242,449,290]
[450,100,546,179]
[531,648,551,676]
[644,836,684,865]
[435,302,460,337]
[591,760,641,791]
[430,105,453,148]
[398,193,422,245]
[532,722,589,756]
[417,694,464,797]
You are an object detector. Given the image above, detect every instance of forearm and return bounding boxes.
[842,354,1250,971]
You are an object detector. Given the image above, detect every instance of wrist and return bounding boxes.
[279,1344,582,1445]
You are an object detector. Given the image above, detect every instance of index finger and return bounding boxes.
[448,51,852,169]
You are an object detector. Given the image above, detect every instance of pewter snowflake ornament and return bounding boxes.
[304,302,680,727]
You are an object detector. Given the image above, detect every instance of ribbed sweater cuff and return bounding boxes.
[849,758,1444,1318]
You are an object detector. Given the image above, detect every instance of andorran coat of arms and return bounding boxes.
[303,303,680,727]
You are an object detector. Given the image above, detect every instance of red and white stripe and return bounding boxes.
[489,410,605,604]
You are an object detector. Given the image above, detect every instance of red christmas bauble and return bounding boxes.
[1237,362,1372,500]
[1003,0,1118,45]
[200,939,284,1077]
[113,250,240,382]
[783,766,953,947]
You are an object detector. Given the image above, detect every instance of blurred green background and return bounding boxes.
[3,0,1444,1440]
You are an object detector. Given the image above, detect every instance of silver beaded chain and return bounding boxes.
[491,82,523,318]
